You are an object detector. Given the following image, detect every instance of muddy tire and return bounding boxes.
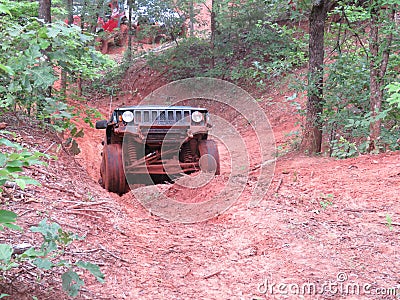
[198,140,220,175]
[115,24,128,46]
[101,39,109,54]
[100,143,129,195]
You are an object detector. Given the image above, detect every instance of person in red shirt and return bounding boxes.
[102,1,124,32]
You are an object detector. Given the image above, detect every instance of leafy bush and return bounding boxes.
[0,0,114,154]
[0,131,47,191]
[147,37,212,79]
[387,82,400,108]
[144,0,308,85]
[0,17,114,113]
[0,214,105,298]
[0,135,104,297]
[0,0,38,18]
[313,0,400,157]
[147,21,307,85]
[317,54,399,157]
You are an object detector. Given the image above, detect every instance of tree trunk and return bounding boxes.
[61,69,67,97]
[80,0,89,32]
[300,0,330,154]
[61,0,74,96]
[210,0,216,69]
[367,2,394,152]
[368,5,381,152]
[127,0,133,62]
[39,0,52,23]
[189,0,194,37]
[38,0,52,121]
[66,0,74,26]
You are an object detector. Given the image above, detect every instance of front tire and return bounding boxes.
[115,24,128,46]
[100,143,129,195]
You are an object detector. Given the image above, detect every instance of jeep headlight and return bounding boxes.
[191,111,203,123]
[122,111,134,123]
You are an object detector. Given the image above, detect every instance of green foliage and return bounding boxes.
[0,210,21,232]
[0,0,113,155]
[88,58,131,96]
[319,193,334,210]
[0,1,106,296]
[385,213,393,231]
[322,53,399,157]
[147,20,307,84]
[0,0,38,18]
[330,136,360,158]
[306,0,400,157]
[214,0,307,54]
[0,17,114,111]
[133,0,186,39]
[331,1,369,23]
[0,244,17,272]
[250,21,308,81]
[387,82,400,108]
[0,211,22,272]
[0,3,11,16]
[0,131,48,191]
[0,216,105,297]
[147,37,209,79]
[62,269,85,297]
[321,55,371,157]
[30,219,83,253]
[145,0,308,84]
[216,0,303,30]
[0,132,104,297]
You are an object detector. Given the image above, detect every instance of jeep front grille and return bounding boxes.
[142,127,189,143]
[132,109,191,125]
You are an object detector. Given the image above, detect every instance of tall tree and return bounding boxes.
[39,0,52,117]
[62,0,74,95]
[367,0,396,152]
[210,0,217,68]
[66,0,74,26]
[39,0,52,23]
[127,0,133,62]
[189,0,195,36]
[300,0,332,154]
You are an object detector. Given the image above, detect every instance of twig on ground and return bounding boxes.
[49,217,85,231]
[43,142,56,154]
[98,244,131,263]
[68,248,100,255]
[41,183,81,197]
[71,208,110,213]
[203,270,222,279]
[380,222,400,227]
[63,211,101,219]
[18,209,36,217]
[275,178,283,193]
[56,199,88,204]
[249,159,276,174]
[68,201,109,209]
[25,165,57,178]
[344,208,377,213]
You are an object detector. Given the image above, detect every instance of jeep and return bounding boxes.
[95,105,220,194]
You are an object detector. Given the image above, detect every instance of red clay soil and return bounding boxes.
[1,59,399,300]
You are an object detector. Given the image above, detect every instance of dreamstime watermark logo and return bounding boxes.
[122,77,276,223]
[255,272,400,297]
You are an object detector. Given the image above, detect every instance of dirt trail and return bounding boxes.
[2,66,399,299]
[69,66,400,299]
